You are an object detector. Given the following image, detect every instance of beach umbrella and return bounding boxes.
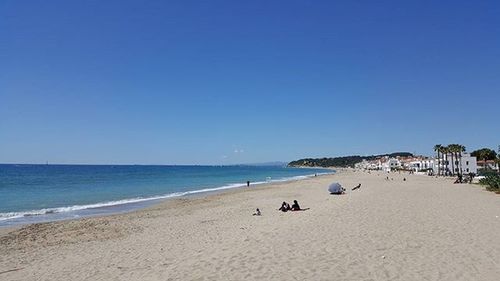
[328,182,343,194]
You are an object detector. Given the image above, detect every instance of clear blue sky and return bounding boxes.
[1,0,499,164]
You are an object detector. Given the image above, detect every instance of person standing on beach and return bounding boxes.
[247,181,250,187]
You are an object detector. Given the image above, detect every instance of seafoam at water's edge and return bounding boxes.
[0,171,333,226]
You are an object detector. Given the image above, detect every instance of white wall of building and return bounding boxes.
[434,153,477,175]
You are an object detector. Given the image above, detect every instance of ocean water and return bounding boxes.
[0,164,331,226]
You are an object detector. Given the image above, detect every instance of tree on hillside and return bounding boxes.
[287,152,414,168]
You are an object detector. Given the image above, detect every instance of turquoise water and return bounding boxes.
[0,164,331,226]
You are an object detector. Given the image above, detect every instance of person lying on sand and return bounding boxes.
[352,183,361,191]
[279,201,291,212]
[253,208,261,216]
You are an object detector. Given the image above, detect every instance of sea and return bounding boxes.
[0,164,331,227]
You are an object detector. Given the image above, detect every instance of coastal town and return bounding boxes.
[354,152,478,175]
[289,145,499,188]
[354,145,499,178]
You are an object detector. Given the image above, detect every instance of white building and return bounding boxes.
[355,159,380,170]
[397,157,435,173]
[355,157,402,171]
[407,159,433,172]
[477,160,499,171]
[354,152,478,176]
[434,153,477,175]
[381,158,401,172]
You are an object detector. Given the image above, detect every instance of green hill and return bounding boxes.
[288,152,413,168]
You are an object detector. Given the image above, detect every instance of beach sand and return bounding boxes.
[1,170,499,281]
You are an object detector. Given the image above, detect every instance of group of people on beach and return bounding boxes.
[254,181,364,216]
[454,173,476,184]
[278,200,301,212]
[253,200,306,216]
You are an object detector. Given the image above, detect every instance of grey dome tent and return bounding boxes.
[328,182,344,194]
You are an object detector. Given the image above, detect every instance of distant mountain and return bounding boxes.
[244,161,288,167]
[288,152,413,168]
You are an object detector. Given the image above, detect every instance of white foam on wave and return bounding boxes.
[0,170,334,222]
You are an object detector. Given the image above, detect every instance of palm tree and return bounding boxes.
[458,145,466,176]
[441,146,450,176]
[434,144,442,176]
[453,144,463,176]
[448,145,457,176]
[438,146,444,176]
[449,144,461,176]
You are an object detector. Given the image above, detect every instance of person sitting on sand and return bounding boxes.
[253,208,261,216]
[279,201,291,212]
[291,200,301,211]
[352,183,361,191]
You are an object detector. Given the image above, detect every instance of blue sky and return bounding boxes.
[1,0,499,164]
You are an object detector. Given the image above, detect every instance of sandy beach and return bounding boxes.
[1,169,499,281]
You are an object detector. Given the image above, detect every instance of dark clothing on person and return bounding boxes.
[291,200,301,211]
[279,202,291,212]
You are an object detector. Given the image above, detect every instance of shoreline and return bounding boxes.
[1,169,499,280]
[0,171,340,240]
[0,169,335,229]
